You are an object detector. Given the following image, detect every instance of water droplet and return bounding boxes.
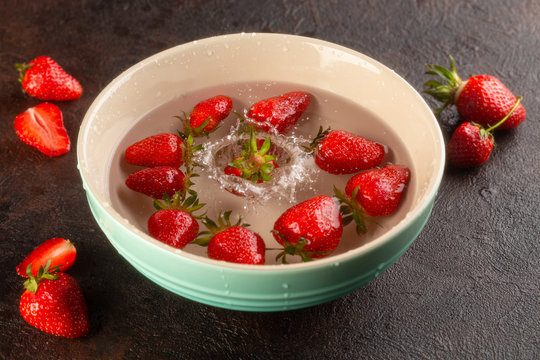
[282,283,289,289]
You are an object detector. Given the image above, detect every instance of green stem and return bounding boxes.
[486,96,522,132]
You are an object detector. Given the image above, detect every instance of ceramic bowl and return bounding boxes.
[77,33,445,311]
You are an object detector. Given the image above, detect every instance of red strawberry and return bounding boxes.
[224,130,279,184]
[16,56,82,101]
[125,133,184,168]
[20,261,89,338]
[16,238,76,277]
[447,123,494,168]
[148,209,199,249]
[272,195,343,262]
[309,127,386,175]
[184,95,233,136]
[207,226,265,265]
[446,96,522,168]
[424,55,525,129]
[344,165,410,217]
[196,212,265,265]
[125,166,185,199]
[14,102,70,156]
[247,91,311,134]
[149,188,205,249]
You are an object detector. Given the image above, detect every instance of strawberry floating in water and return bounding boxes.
[16,56,82,101]
[424,55,526,129]
[125,166,185,199]
[196,211,265,265]
[19,261,90,338]
[446,97,522,168]
[335,165,410,234]
[125,133,184,168]
[14,103,70,157]
[247,91,311,134]
[306,127,386,175]
[180,95,233,137]
[147,133,205,249]
[272,195,343,262]
[16,238,76,277]
[224,129,279,184]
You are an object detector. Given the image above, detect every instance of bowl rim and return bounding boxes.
[77,32,446,272]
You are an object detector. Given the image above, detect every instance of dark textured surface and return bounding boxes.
[1,1,538,359]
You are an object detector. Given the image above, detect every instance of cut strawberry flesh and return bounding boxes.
[14,102,70,156]
[16,238,77,277]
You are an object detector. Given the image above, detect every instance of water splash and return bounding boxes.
[196,123,317,205]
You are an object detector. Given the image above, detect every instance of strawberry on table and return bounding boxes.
[14,102,70,157]
[247,91,311,134]
[125,166,185,199]
[272,195,343,262]
[16,56,82,101]
[424,55,526,129]
[182,95,233,136]
[20,261,90,338]
[125,133,184,168]
[196,211,265,265]
[306,127,386,175]
[446,97,522,168]
[16,238,76,277]
[335,165,410,234]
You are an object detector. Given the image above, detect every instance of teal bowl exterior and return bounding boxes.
[77,33,445,312]
[83,181,436,311]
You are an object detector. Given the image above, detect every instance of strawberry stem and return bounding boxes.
[485,96,522,132]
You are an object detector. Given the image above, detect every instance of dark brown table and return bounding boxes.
[1,1,538,359]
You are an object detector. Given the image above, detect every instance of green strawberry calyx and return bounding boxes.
[423,54,464,117]
[23,259,61,294]
[194,211,249,246]
[270,231,331,263]
[228,128,277,183]
[153,132,205,216]
[333,186,368,235]
[302,126,331,154]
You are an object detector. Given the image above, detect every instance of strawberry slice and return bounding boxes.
[16,238,77,277]
[14,102,70,156]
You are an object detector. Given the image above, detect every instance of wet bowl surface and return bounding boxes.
[77,33,445,311]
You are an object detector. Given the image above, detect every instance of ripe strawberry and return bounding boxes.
[446,96,522,168]
[272,195,343,262]
[125,133,184,168]
[307,127,386,175]
[148,209,199,249]
[247,91,311,134]
[14,102,70,156]
[16,56,82,101]
[20,261,89,338]
[148,186,205,249]
[182,95,233,136]
[207,226,265,265]
[125,166,185,199]
[224,130,279,184]
[343,165,410,217]
[16,238,76,277]
[196,212,265,265]
[424,55,525,129]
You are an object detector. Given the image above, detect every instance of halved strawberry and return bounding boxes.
[16,238,77,277]
[14,103,70,156]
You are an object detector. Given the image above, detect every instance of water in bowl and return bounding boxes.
[108,81,415,264]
